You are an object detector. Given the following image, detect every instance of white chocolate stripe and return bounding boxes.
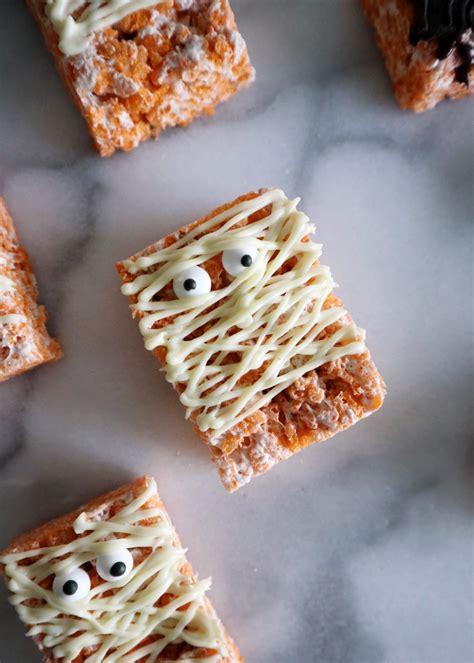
[0,274,15,294]
[1,479,226,662]
[45,0,160,56]
[121,189,366,442]
[0,314,26,326]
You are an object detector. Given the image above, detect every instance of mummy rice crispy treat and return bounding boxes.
[0,475,241,662]
[27,0,255,156]
[117,189,386,492]
[0,198,62,382]
[362,0,474,111]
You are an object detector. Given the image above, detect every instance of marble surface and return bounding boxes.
[0,1,473,661]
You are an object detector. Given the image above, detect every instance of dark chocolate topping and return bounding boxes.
[409,0,474,84]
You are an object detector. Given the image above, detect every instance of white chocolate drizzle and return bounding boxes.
[121,189,366,442]
[0,314,26,326]
[0,275,15,295]
[1,478,226,662]
[45,0,160,56]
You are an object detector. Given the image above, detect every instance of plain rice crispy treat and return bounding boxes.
[26,0,255,156]
[0,475,242,662]
[0,198,62,383]
[362,0,473,111]
[117,189,386,492]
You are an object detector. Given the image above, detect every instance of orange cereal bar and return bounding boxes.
[0,475,242,662]
[117,189,386,491]
[26,0,255,156]
[0,198,62,382]
[362,0,473,111]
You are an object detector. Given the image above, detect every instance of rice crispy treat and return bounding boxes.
[0,198,62,383]
[26,0,255,157]
[117,189,386,492]
[362,0,473,111]
[0,475,241,662]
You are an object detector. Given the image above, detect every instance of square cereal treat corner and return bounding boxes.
[362,0,473,111]
[0,198,62,382]
[0,475,242,662]
[26,0,255,156]
[117,189,386,491]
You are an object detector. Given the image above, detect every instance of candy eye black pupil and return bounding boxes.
[63,580,78,595]
[240,254,252,267]
[110,561,127,577]
[183,278,197,291]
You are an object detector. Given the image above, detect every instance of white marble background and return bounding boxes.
[0,1,473,661]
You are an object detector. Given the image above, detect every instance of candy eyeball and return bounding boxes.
[53,567,91,603]
[173,266,212,299]
[96,548,134,583]
[222,246,257,277]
